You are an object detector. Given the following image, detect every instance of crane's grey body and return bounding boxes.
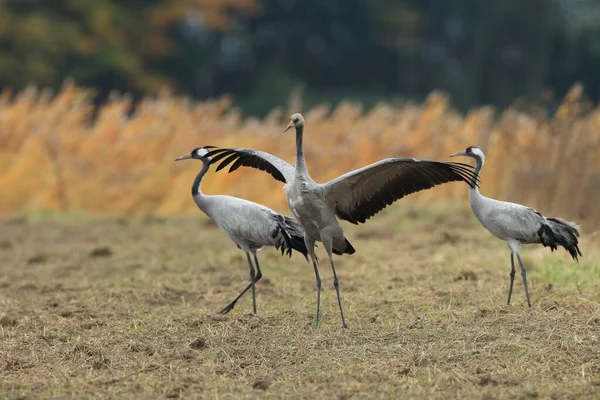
[196,194,291,252]
[470,193,545,247]
[204,114,477,328]
[451,146,582,307]
[175,147,308,315]
[285,176,347,251]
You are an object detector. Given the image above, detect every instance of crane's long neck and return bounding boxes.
[294,124,308,176]
[468,155,484,204]
[192,161,210,201]
[467,154,490,225]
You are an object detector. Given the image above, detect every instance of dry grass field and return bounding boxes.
[1,203,599,399]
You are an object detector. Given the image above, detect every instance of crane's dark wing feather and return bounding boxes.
[204,147,295,184]
[320,158,478,224]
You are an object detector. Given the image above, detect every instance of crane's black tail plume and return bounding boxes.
[538,217,582,261]
[271,214,309,260]
[333,239,356,255]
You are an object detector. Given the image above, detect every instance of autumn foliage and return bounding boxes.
[0,0,260,92]
[0,83,597,227]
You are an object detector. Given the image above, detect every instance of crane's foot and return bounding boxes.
[218,302,236,314]
[313,315,321,329]
[342,323,349,329]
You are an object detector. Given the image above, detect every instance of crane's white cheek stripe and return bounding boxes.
[471,148,485,158]
[196,148,209,157]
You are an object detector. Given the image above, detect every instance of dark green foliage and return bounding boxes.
[0,0,599,112]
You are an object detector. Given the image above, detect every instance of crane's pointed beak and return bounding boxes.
[175,153,192,161]
[449,151,466,158]
[282,120,294,134]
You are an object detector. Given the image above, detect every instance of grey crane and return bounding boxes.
[202,113,478,328]
[175,146,308,315]
[450,146,582,307]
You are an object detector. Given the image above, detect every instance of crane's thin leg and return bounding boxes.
[253,254,263,282]
[247,252,258,314]
[507,253,516,305]
[321,235,348,329]
[218,252,262,315]
[515,253,532,307]
[305,235,321,328]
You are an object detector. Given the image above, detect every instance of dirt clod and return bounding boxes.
[89,247,113,257]
[0,315,18,327]
[71,343,100,357]
[541,302,560,311]
[454,271,478,281]
[440,232,460,244]
[189,338,207,350]
[92,358,110,370]
[477,374,498,386]
[27,254,47,264]
[252,380,270,391]
[126,342,155,356]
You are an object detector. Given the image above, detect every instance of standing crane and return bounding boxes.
[175,147,308,315]
[203,113,478,328]
[449,146,582,307]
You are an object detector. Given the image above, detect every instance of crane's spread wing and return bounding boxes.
[204,147,295,184]
[320,158,478,224]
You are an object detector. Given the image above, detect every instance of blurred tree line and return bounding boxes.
[1,0,600,114]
